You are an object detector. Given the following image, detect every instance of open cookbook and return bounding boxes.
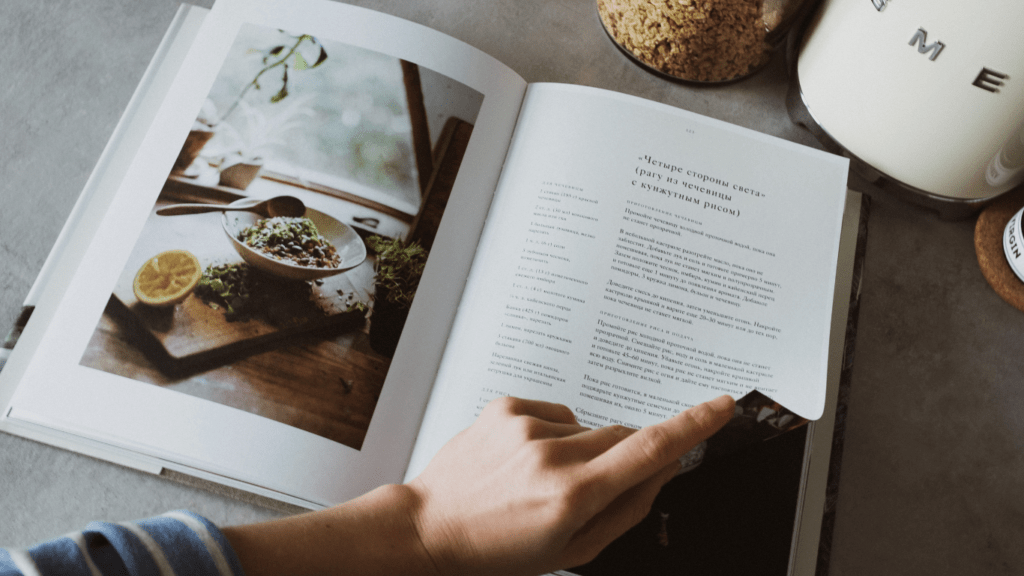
[0,1,865,574]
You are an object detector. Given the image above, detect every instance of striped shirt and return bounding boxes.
[0,510,244,576]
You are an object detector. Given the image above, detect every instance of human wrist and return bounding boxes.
[402,478,478,576]
[223,483,440,576]
[361,483,443,576]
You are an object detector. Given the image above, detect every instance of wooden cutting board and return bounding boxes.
[111,203,372,365]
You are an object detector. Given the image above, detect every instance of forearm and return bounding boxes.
[223,484,439,576]
[222,395,734,576]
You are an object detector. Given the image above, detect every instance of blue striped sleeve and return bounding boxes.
[0,510,244,576]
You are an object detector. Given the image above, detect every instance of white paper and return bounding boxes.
[408,84,848,477]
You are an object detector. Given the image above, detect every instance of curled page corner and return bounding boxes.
[678,389,809,473]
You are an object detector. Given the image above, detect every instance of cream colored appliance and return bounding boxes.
[790,0,1024,218]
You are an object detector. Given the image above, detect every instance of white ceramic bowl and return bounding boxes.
[221,201,366,281]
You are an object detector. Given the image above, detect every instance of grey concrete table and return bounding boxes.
[2,0,1022,573]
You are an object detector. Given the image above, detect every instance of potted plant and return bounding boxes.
[172,31,328,179]
[366,236,429,356]
[172,100,219,175]
[211,95,315,189]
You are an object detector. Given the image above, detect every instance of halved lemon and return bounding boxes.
[132,250,202,307]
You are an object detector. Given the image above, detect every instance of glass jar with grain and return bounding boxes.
[596,0,812,83]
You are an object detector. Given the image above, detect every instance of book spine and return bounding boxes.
[814,194,871,576]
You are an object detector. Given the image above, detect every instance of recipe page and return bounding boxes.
[407,83,848,476]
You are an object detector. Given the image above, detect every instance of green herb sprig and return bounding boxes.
[367,236,429,308]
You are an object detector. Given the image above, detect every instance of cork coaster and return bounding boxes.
[975,188,1024,312]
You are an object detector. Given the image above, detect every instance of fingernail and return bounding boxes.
[711,394,736,411]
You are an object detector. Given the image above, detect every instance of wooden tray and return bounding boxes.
[110,202,372,367]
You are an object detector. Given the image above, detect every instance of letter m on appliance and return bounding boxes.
[908,28,944,61]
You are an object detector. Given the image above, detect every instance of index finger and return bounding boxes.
[587,395,735,496]
[484,396,580,425]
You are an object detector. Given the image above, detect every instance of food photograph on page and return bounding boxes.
[78,23,484,450]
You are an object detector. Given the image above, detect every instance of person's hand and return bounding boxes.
[223,394,735,576]
[405,394,735,576]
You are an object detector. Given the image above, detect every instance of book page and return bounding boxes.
[408,83,848,478]
[2,0,525,507]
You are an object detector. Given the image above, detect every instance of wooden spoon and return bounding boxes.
[156,195,306,218]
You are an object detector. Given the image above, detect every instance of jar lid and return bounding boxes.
[1002,206,1024,283]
